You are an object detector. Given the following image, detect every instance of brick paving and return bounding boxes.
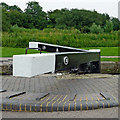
[1,74,118,99]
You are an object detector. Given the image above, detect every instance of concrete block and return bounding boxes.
[13,54,55,77]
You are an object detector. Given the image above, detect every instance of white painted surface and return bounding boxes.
[89,49,101,52]
[14,42,100,77]
[29,42,88,52]
[29,42,39,49]
[13,54,55,77]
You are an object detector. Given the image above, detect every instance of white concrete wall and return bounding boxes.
[13,54,55,77]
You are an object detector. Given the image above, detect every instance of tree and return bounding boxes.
[47,9,64,28]
[111,18,120,31]
[8,10,24,27]
[104,20,113,33]
[2,8,11,31]
[47,9,111,31]
[9,5,23,12]
[0,2,22,12]
[0,2,9,10]
[1,2,24,29]
[81,26,90,33]
[90,23,103,34]
[25,1,47,29]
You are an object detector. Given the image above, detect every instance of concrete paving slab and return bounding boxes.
[0,74,119,114]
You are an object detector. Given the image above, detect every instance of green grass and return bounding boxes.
[2,28,119,48]
[0,47,40,57]
[0,47,119,62]
[101,58,119,62]
[81,47,118,56]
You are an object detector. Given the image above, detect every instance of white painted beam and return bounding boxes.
[89,49,101,52]
[13,53,55,77]
[29,42,39,49]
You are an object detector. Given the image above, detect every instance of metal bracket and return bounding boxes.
[25,48,42,54]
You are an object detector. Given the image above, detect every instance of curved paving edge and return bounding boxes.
[1,100,119,112]
[0,92,119,112]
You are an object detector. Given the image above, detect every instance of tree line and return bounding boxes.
[1,1,120,33]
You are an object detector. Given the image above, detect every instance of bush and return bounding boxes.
[81,26,90,33]
[9,24,20,32]
[2,27,119,48]
[2,9,11,32]
[104,20,113,33]
[90,23,103,34]
[118,30,120,46]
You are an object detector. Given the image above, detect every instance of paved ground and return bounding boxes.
[1,73,119,118]
[2,74,118,98]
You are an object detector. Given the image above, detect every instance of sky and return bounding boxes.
[1,0,119,18]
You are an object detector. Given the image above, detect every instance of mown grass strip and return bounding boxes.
[101,58,119,62]
[0,47,41,57]
[0,47,119,63]
[81,47,118,56]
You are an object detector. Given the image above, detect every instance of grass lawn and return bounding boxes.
[0,47,40,57]
[0,47,119,62]
[81,47,118,56]
[101,58,119,62]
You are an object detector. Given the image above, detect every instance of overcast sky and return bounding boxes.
[1,0,119,18]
